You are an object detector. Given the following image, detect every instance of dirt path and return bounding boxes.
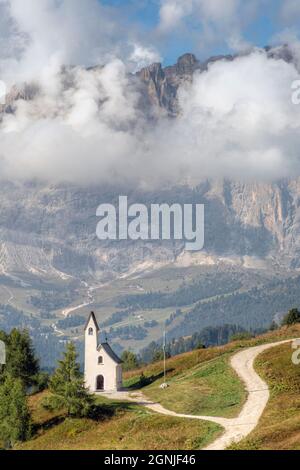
[2,285,14,305]
[103,339,297,450]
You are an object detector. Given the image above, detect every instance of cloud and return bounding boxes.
[158,0,254,51]
[0,0,158,185]
[0,2,300,188]
[0,59,145,185]
[158,0,193,33]
[0,0,160,85]
[129,44,162,72]
[157,51,300,182]
[0,0,113,84]
[279,0,300,25]
[1,49,300,187]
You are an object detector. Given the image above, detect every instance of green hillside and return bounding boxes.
[16,394,221,450]
[124,325,300,419]
[12,324,300,450]
[230,342,300,450]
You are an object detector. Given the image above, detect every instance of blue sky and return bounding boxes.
[100,0,300,66]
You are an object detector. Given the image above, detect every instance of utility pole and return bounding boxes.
[160,328,168,389]
[163,329,166,384]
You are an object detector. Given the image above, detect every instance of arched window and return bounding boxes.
[98,356,103,365]
[88,328,93,336]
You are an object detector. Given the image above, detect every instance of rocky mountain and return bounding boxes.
[0,177,299,284]
[0,47,299,282]
[0,47,300,367]
[137,53,202,115]
[137,52,229,116]
[137,45,296,116]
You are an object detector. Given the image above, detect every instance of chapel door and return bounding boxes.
[96,375,104,391]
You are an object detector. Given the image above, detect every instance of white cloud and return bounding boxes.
[0,60,145,185]
[0,0,114,84]
[158,0,257,51]
[0,0,161,86]
[0,2,300,188]
[1,49,300,187]
[159,0,193,33]
[280,0,300,24]
[161,51,300,182]
[129,44,162,72]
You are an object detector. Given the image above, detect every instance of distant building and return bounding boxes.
[84,312,123,392]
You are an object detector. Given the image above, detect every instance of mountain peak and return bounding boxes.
[177,53,198,66]
[137,61,164,82]
[176,53,199,75]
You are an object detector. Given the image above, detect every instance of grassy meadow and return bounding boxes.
[13,324,300,450]
[16,393,221,450]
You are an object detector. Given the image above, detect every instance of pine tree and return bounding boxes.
[1,329,39,387]
[0,374,32,449]
[121,350,139,371]
[44,342,93,417]
[282,308,300,326]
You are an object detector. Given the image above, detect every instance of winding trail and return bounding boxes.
[103,339,297,450]
[62,283,95,318]
[2,285,15,305]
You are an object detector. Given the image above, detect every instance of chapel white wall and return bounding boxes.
[84,317,123,392]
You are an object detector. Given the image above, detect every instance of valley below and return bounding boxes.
[0,221,300,369]
[1,177,300,368]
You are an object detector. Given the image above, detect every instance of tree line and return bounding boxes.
[121,308,300,370]
[118,274,242,310]
[0,329,93,449]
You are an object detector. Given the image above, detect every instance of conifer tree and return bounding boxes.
[121,350,139,371]
[282,308,300,326]
[0,329,39,387]
[0,374,32,449]
[44,342,93,417]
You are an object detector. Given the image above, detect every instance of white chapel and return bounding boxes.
[84,312,123,392]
